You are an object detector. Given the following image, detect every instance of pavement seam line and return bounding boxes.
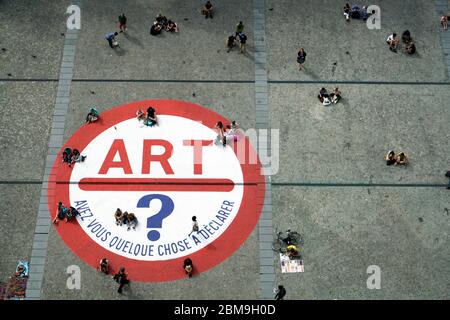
[253,0,276,300]
[24,0,81,299]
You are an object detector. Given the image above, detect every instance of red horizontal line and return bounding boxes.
[77,178,235,192]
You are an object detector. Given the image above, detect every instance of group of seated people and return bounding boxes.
[86,107,100,124]
[386,30,416,55]
[385,150,408,166]
[343,3,373,21]
[136,106,158,126]
[150,14,179,35]
[114,208,138,231]
[318,87,342,106]
[214,120,240,146]
[53,202,79,224]
[62,147,87,167]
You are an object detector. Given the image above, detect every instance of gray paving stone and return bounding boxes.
[30,264,45,273]
[260,274,276,282]
[260,234,273,243]
[33,234,49,242]
[260,257,275,266]
[260,250,275,258]
[260,265,275,273]
[259,242,272,250]
[30,257,46,265]
[25,289,41,298]
[29,272,44,282]
[59,73,73,80]
[259,227,273,235]
[26,281,42,290]
[35,219,51,227]
[35,225,51,234]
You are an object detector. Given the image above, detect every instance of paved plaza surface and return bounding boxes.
[1,0,450,300]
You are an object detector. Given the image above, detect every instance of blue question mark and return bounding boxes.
[137,194,175,241]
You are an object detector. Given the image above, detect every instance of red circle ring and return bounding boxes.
[48,99,266,282]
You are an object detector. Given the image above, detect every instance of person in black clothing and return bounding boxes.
[401,30,412,44]
[385,150,396,166]
[318,87,329,103]
[113,267,130,294]
[150,23,163,36]
[183,258,194,278]
[202,1,213,19]
[238,32,247,53]
[118,13,127,32]
[145,106,157,126]
[275,285,286,300]
[226,35,236,52]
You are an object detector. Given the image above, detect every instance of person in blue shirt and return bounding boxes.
[105,32,119,48]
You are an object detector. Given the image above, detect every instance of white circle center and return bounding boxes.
[69,115,244,261]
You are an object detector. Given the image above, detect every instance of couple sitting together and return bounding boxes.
[318,87,342,106]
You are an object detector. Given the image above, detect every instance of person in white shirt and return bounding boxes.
[386,33,399,52]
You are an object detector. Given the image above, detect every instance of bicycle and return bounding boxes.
[272,229,303,253]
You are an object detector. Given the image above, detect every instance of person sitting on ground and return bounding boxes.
[343,3,351,22]
[350,5,361,19]
[202,1,214,19]
[226,35,236,53]
[318,87,329,103]
[386,33,399,52]
[115,208,124,226]
[286,245,300,259]
[330,87,342,104]
[136,109,146,121]
[127,213,137,231]
[360,6,371,21]
[401,30,412,44]
[225,121,240,142]
[71,148,87,165]
[145,106,158,126]
[99,258,109,275]
[214,121,227,146]
[155,14,168,27]
[166,20,179,32]
[65,206,79,222]
[404,41,416,55]
[441,15,448,30]
[62,147,72,166]
[183,258,194,278]
[86,107,100,124]
[385,150,396,166]
[150,22,163,36]
[395,152,408,166]
[53,202,68,224]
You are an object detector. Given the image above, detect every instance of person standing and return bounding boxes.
[99,258,109,274]
[113,267,130,294]
[202,1,214,19]
[188,216,199,236]
[235,21,244,37]
[118,13,127,32]
[297,48,306,70]
[274,285,286,300]
[238,32,247,53]
[226,34,236,53]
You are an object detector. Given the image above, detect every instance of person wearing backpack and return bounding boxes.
[238,32,247,53]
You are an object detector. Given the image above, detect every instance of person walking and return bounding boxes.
[274,285,286,300]
[238,32,247,53]
[113,267,130,294]
[188,216,199,236]
[118,13,127,32]
[297,48,306,70]
[235,21,244,37]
